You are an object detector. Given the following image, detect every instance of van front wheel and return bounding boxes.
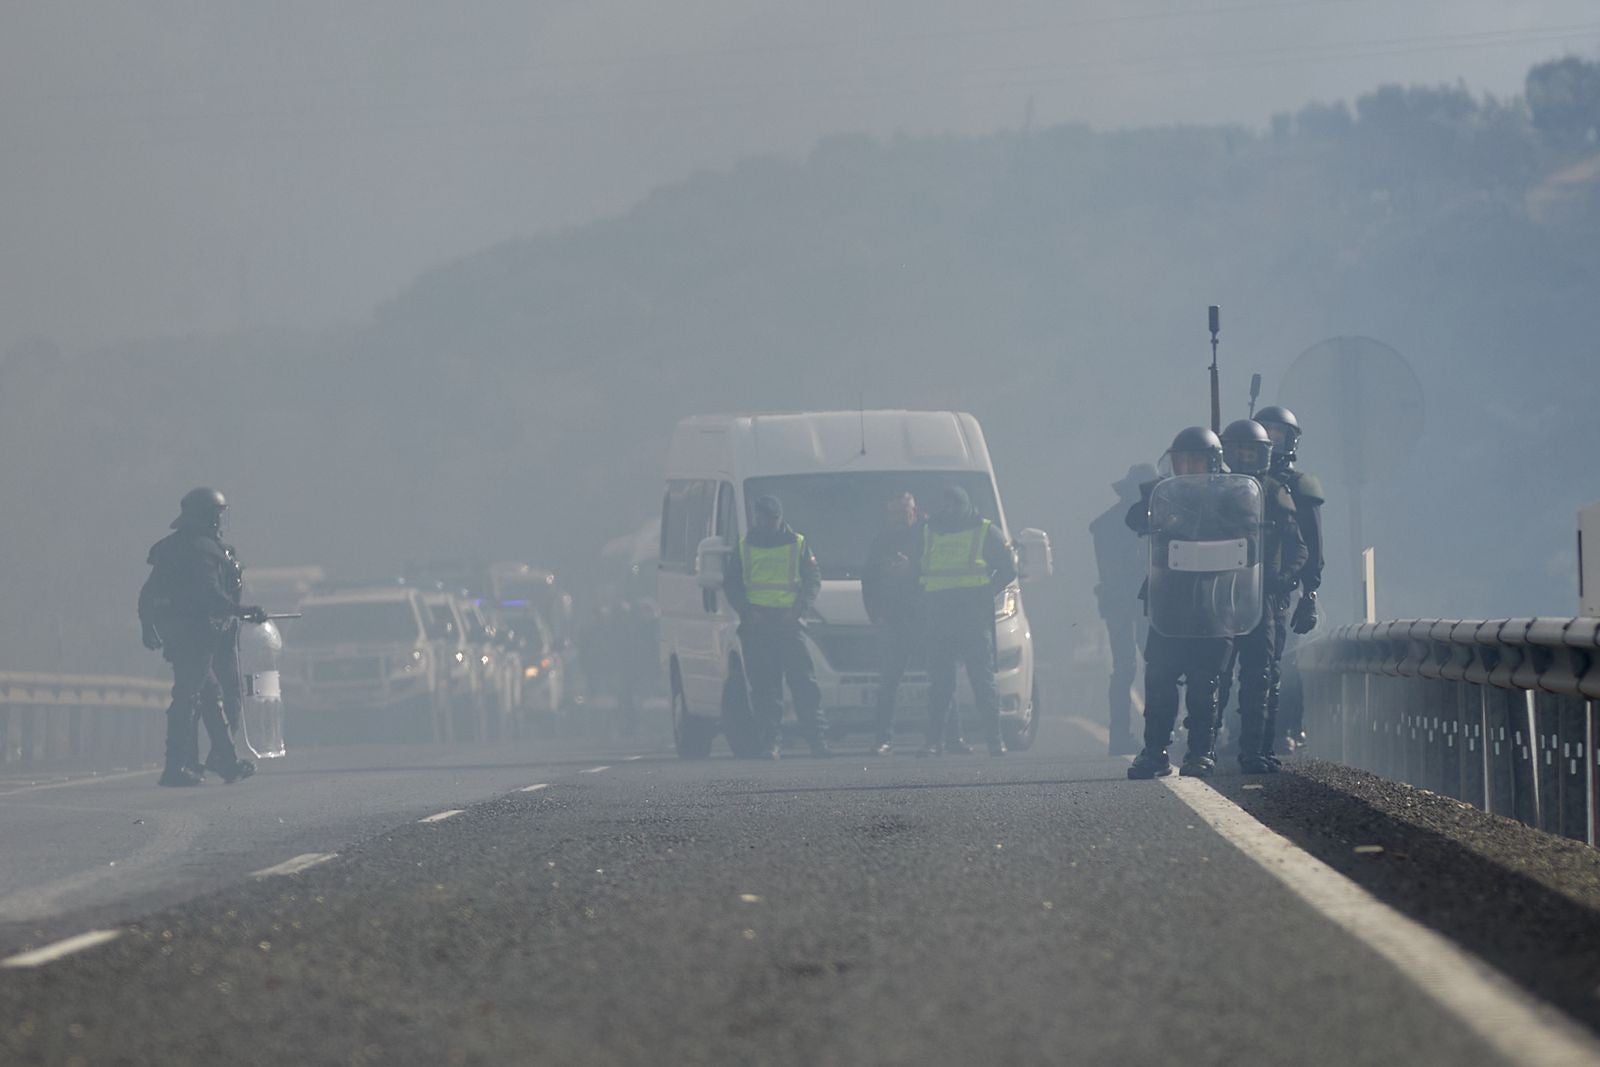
[1002,673,1042,751]
[672,682,715,759]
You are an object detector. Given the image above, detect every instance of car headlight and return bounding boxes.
[524,664,542,680]
[453,650,466,665]
[995,586,1021,621]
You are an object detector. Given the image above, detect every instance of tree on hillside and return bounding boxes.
[1527,56,1600,144]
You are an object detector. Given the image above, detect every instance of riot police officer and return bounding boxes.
[723,495,830,759]
[919,484,1017,757]
[1254,405,1326,753]
[1125,428,1239,779]
[1219,420,1308,773]
[139,488,267,787]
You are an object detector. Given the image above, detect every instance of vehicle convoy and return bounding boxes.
[488,562,571,717]
[281,586,445,743]
[657,410,1052,758]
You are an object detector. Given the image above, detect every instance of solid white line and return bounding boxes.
[1163,777,1600,1066]
[580,765,610,774]
[0,769,158,798]
[1065,715,1112,746]
[519,783,550,793]
[251,852,338,878]
[2,929,121,969]
[419,809,465,823]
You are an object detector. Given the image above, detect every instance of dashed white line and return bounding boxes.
[2,929,122,969]
[519,783,550,793]
[419,809,465,824]
[580,766,610,774]
[1163,776,1600,1067]
[625,755,645,761]
[251,852,338,878]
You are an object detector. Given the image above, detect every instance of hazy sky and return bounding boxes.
[3,1,1597,349]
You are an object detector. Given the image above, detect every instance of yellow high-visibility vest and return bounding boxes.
[741,534,805,608]
[921,520,991,592]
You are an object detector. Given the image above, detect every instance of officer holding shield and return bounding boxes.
[1126,428,1265,779]
[1219,420,1308,773]
[139,488,266,787]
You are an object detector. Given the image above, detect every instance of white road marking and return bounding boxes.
[519,783,550,793]
[2,929,122,969]
[625,755,645,761]
[250,852,338,878]
[1163,776,1600,1067]
[1066,715,1111,746]
[580,766,610,774]
[419,809,465,824]
[0,768,158,798]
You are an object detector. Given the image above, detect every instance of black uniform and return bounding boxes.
[1091,469,1154,755]
[139,528,250,780]
[1230,474,1308,765]
[1125,484,1232,766]
[920,503,1016,753]
[723,523,827,754]
[1270,467,1325,746]
[862,519,926,746]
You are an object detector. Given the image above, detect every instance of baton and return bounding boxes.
[259,612,302,621]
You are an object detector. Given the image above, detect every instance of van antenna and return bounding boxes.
[858,390,867,455]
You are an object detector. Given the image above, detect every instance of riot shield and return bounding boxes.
[1147,474,1263,638]
[238,620,287,758]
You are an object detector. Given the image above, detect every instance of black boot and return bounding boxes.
[1127,748,1172,779]
[207,757,256,784]
[158,765,203,787]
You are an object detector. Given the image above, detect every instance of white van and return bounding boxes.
[657,410,1051,758]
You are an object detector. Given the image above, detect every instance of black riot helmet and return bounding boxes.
[171,487,228,533]
[1165,426,1224,476]
[1220,419,1273,476]
[1253,405,1301,471]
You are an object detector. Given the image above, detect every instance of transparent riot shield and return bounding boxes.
[238,620,287,758]
[1147,473,1264,638]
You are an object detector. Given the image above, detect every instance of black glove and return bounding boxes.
[1291,592,1318,635]
[141,622,163,651]
[239,605,269,625]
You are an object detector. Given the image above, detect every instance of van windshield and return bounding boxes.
[742,472,1000,580]
[290,601,421,645]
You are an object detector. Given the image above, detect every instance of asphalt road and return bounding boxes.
[2,717,1597,1066]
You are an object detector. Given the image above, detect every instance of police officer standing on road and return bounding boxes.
[918,484,1016,757]
[863,491,925,756]
[1091,464,1158,756]
[1254,406,1326,753]
[1219,420,1308,773]
[1125,429,1237,779]
[139,488,267,787]
[723,495,831,760]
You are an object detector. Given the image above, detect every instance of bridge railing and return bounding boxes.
[1295,618,1600,845]
[0,673,169,770]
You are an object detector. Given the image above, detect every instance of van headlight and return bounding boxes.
[995,586,1021,621]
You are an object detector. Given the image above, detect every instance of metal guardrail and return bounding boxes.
[0,672,169,769]
[1295,618,1600,845]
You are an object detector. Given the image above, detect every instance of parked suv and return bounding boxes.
[282,587,443,743]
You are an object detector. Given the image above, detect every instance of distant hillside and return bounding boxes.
[6,59,1599,672]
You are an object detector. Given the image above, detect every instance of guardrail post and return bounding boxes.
[1556,693,1589,841]
[1458,682,1486,808]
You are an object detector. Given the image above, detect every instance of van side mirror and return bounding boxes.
[1016,528,1053,583]
[695,536,730,591]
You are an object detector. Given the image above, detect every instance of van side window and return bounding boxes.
[660,479,717,571]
